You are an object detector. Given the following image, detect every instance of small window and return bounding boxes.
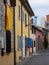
[18,5,20,20]
[10,0,16,6]
[48,25,49,29]
[25,14,27,25]
[34,28,36,34]
[7,0,10,5]
[32,26,34,34]
[32,27,36,34]
[18,36,23,50]
[34,41,35,47]
[32,29,33,34]
[22,11,25,22]
[4,0,11,6]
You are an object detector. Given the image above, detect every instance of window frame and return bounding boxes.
[25,14,27,25]
[18,5,20,20]
[22,11,25,22]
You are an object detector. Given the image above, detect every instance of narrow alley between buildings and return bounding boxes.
[17,49,49,65]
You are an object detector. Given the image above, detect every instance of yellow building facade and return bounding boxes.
[0,0,34,65]
[15,0,34,62]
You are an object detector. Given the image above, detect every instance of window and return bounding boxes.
[6,30,11,53]
[25,14,27,25]
[18,36,23,50]
[7,0,10,5]
[34,41,35,47]
[10,0,16,6]
[32,27,36,34]
[18,5,20,20]
[4,0,10,5]
[6,30,14,53]
[22,11,25,22]
[32,29,33,34]
[32,26,33,34]
[34,28,36,34]
[48,25,49,30]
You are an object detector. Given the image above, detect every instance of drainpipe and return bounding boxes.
[28,14,30,56]
[28,14,30,37]
[13,7,16,65]
[10,0,16,65]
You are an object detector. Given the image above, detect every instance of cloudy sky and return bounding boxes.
[28,0,49,25]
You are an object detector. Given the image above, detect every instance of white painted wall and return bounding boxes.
[41,17,46,28]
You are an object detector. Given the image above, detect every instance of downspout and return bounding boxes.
[28,14,30,37]
[13,7,16,65]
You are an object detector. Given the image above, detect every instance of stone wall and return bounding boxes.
[0,1,14,65]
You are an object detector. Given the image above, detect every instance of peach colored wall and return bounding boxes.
[36,30,42,39]
[36,29,42,49]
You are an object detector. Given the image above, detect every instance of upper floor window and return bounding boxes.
[22,11,25,22]
[48,25,49,30]
[18,5,20,20]
[32,26,34,34]
[32,27,36,34]
[34,41,35,47]
[7,0,10,5]
[25,14,27,25]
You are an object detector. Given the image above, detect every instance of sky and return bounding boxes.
[28,0,49,26]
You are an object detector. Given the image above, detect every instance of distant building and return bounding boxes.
[32,16,37,26]
[30,24,43,52]
[46,15,49,22]
[41,17,46,28]
[30,24,36,53]
[36,27,43,50]
[46,15,49,47]
[46,15,49,29]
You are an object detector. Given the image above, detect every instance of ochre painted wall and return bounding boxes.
[0,0,32,64]
[15,0,31,62]
[0,53,14,65]
[22,5,29,37]
[15,0,21,62]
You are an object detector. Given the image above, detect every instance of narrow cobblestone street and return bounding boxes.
[17,49,49,65]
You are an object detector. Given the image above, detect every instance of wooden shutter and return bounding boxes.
[6,4,12,30]
[6,30,11,53]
